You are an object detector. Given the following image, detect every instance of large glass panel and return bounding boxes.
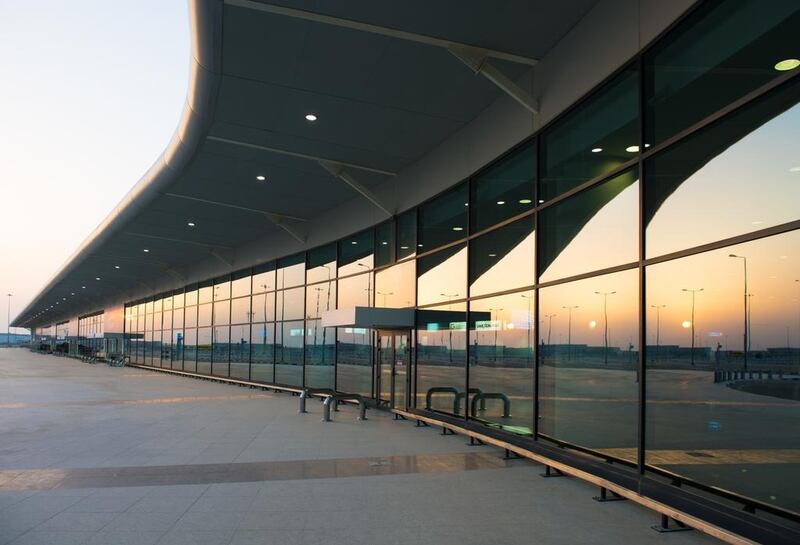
[172,307,184,330]
[198,283,213,304]
[646,79,800,257]
[338,229,374,276]
[162,310,173,331]
[212,326,230,377]
[307,244,336,284]
[231,270,251,298]
[231,297,251,324]
[196,327,212,374]
[213,300,230,326]
[644,0,800,146]
[163,295,173,311]
[276,320,304,386]
[539,169,638,282]
[539,269,639,462]
[198,303,212,327]
[397,208,417,260]
[184,305,197,328]
[213,277,231,301]
[375,260,415,308]
[276,287,305,321]
[375,221,395,268]
[185,288,198,307]
[417,302,467,414]
[306,282,336,318]
[277,253,305,289]
[305,319,335,389]
[229,323,250,379]
[336,327,372,398]
[471,141,536,232]
[469,291,534,433]
[540,65,639,201]
[183,328,197,372]
[417,244,467,306]
[173,291,185,308]
[470,217,535,297]
[252,263,276,293]
[171,329,184,370]
[337,273,373,308]
[646,231,800,513]
[251,322,275,383]
[418,182,468,250]
[251,292,275,323]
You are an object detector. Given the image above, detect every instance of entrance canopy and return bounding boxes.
[321,307,414,329]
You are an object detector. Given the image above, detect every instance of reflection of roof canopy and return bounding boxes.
[15,0,600,328]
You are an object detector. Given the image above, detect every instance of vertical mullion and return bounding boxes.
[637,53,647,478]
[533,136,541,439]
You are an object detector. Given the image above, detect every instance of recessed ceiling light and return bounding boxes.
[114,265,120,269]
[62,297,66,300]
[95,277,101,281]
[774,58,800,71]
[256,175,266,181]
[305,113,318,122]
[519,199,532,204]
[381,241,388,245]
[400,246,409,250]
[538,199,545,204]
[187,222,195,227]
[464,203,469,207]
[626,145,640,153]
[591,147,602,153]
[496,201,505,205]
[143,249,150,253]
[417,244,424,248]
[71,293,75,296]
[82,286,86,289]
[488,253,497,257]
[351,241,357,245]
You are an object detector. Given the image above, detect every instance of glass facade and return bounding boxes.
[121,1,800,520]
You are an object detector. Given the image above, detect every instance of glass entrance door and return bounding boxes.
[376,330,411,410]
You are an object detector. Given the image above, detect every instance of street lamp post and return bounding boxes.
[562,305,579,361]
[729,254,748,370]
[795,279,800,368]
[6,293,11,347]
[650,304,666,364]
[681,288,703,366]
[522,294,533,364]
[489,308,504,363]
[377,291,394,307]
[594,291,616,365]
[440,293,459,363]
[747,293,755,352]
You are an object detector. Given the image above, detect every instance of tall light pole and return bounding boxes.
[489,308,504,363]
[522,294,533,364]
[543,314,556,346]
[377,291,394,307]
[357,263,371,305]
[795,280,799,368]
[594,291,616,365]
[650,304,666,363]
[441,293,459,363]
[6,293,11,347]
[562,305,579,361]
[729,254,748,370]
[747,293,754,352]
[682,288,703,366]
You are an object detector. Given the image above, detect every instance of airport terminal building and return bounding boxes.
[13,1,800,541]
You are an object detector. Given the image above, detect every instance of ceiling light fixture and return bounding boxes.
[95,277,101,281]
[305,113,318,122]
[187,222,195,227]
[488,253,497,257]
[626,145,640,153]
[256,175,266,181]
[114,265,120,269]
[538,199,545,204]
[519,199,532,204]
[82,286,86,289]
[143,249,150,253]
[452,227,463,231]
[496,201,505,205]
[591,147,602,153]
[351,241,357,245]
[774,58,800,71]
[400,246,409,250]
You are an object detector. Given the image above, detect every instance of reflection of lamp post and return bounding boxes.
[594,291,616,365]
[489,308,504,363]
[377,291,394,307]
[321,264,332,364]
[729,254,748,370]
[746,293,755,352]
[795,280,800,368]
[682,288,703,366]
[543,314,556,346]
[650,304,666,363]
[522,294,533,364]
[562,305,579,361]
[6,293,11,347]
[357,263,371,306]
[441,293,459,363]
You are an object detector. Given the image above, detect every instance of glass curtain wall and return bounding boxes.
[120,0,800,518]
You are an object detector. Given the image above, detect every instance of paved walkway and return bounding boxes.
[0,349,719,544]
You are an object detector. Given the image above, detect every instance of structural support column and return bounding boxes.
[318,160,393,217]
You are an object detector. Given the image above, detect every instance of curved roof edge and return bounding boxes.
[13,0,223,328]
